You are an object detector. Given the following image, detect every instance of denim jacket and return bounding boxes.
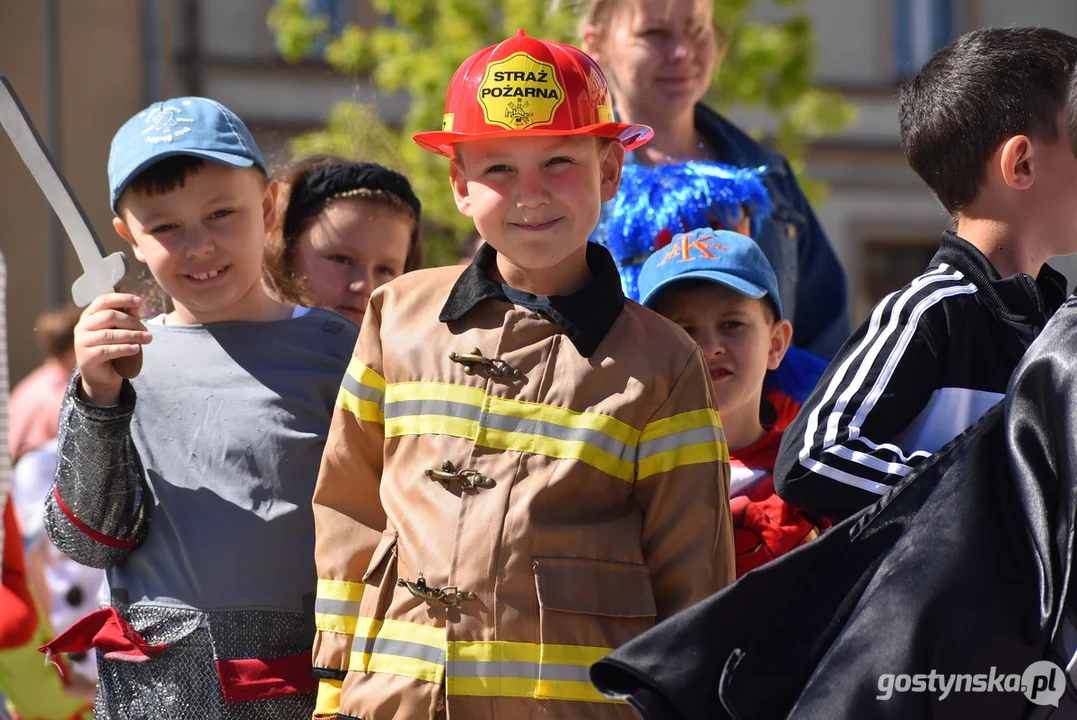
[614,104,851,360]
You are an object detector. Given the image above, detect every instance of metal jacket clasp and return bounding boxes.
[425,461,496,490]
[398,574,476,607]
[449,348,520,380]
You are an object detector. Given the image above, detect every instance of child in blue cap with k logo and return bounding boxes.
[638,228,829,578]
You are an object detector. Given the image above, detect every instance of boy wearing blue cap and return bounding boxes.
[40,98,358,718]
[638,228,828,578]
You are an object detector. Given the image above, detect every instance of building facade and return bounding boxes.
[756,0,1077,320]
[2,0,1077,383]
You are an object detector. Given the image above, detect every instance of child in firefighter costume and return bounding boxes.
[310,30,736,719]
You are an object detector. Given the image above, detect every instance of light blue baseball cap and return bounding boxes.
[637,228,783,318]
[108,97,266,212]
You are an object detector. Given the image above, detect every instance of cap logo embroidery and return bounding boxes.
[657,235,730,266]
[478,51,565,130]
[141,105,195,144]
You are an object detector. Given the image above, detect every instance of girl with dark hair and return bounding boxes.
[266,155,423,326]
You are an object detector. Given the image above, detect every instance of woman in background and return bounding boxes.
[581,0,849,359]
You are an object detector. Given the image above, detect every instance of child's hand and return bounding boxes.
[74,294,151,407]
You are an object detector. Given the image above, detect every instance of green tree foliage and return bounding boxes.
[269,0,856,266]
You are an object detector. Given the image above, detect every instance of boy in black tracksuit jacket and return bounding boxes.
[776,27,1077,523]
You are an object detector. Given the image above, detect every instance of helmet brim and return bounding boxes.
[413,122,653,159]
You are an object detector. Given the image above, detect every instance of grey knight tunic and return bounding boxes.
[45,308,357,719]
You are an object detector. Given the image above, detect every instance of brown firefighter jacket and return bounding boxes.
[311,243,735,719]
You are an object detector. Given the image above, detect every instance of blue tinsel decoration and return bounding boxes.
[593,161,771,300]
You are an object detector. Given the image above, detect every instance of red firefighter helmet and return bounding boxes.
[413,29,653,159]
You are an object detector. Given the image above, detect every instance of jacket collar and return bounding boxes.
[933,231,1068,323]
[439,242,626,358]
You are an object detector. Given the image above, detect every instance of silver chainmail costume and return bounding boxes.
[45,378,149,570]
[45,308,357,718]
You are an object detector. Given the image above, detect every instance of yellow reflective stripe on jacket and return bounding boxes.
[349,618,446,685]
[383,382,640,483]
[341,616,618,703]
[637,408,728,480]
[384,382,484,439]
[314,678,343,717]
[314,579,366,635]
[446,640,618,703]
[338,357,386,424]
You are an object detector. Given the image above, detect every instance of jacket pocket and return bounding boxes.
[532,557,656,700]
[348,531,400,676]
[359,530,399,622]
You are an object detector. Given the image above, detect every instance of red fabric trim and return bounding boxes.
[39,607,165,662]
[216,653,318,703]
[52,485,135,550]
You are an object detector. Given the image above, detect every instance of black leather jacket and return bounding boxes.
[590,293,1077,719]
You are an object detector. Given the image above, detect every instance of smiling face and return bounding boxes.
[450,134,624,295]
[113,162,280,324]
[293,198,413,326]
[586,0,719,120]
